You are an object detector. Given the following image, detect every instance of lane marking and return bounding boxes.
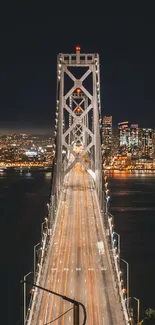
[97,241,105,255]
[44,293,51,324]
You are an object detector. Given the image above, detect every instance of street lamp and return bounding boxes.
[34,242,41,282]
[24,271,33,325]
[133,297,140,324]
[121,259,129,310]
[41,217,48,237]
[113,231,121,259]
[126,296,140,324]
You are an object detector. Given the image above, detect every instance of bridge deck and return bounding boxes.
[31,163,125,325]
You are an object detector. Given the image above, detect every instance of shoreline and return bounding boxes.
[1,166,155,174]
[0,166,52,172]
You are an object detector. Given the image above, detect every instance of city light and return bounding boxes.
[0,133,54,169]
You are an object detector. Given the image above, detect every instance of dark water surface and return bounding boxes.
[1,170,155,324]
[108,170,155,319]
[0,170,51,325]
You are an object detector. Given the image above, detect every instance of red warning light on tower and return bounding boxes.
[76,88,81,93]
[76,46,81,51]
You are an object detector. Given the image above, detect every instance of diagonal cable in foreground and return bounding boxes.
[44,307,73,324]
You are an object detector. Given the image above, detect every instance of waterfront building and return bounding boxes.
[102,116,112,156]
[118,121,130,153]
[138,128,153,158]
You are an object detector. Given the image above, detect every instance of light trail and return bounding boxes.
[30,164,126,325]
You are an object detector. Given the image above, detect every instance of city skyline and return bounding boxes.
[1,13,155,131]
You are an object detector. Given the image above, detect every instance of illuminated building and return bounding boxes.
[138,128,153,158]
[25,150,38,157]
[102,116,112,155]
[153,130,155,157]
[118,121,130,151]
[130,124,139,147]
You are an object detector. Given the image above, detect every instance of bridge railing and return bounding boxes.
[101,174,131,324]
[25,227,49,324]
[25,191,57,324]
[107,211,130,324]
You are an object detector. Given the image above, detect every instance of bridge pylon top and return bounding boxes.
[57,46,100,67]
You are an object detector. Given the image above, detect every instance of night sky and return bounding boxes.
[1,11,155,133]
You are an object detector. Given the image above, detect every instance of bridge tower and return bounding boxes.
[53,47,103,207]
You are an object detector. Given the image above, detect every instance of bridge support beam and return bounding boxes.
[54,48,102,200]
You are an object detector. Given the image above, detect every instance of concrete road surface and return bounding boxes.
[30,163,125,325]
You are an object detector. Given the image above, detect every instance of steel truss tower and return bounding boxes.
[54,47,102,204]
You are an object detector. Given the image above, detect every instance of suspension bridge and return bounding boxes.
[23,48,130,325]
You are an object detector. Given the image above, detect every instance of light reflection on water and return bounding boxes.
[0,170,51,325]
[108,170,155,317]
[109,169,155,178]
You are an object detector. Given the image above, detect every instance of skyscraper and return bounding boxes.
[130,124,139,147]
[102,116,112,155]
[118,121,130,151]
[139,128,153,158]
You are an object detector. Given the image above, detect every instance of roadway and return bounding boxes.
[31,163,125,325]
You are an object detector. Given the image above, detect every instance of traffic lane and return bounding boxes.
[64,167,88,324]
[35,171,72,325]
[62,166,90,324]
[31,166,85,325]
[49,166,81,325]
[46,169,77,325]
[78,171,91,324]
[86,174,125,325]
[32,179,70,325]
[81,171,116,325]
[83,171,102,324]
[70,167,103,325]
[85,179,110,324]
[87,192,114,325]
[61,169,78,325]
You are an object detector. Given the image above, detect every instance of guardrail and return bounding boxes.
[102,169,131,324]
[25,226,49,324]
[25,193,57,324]
[107,212,130,324]
[25,177,65,324]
